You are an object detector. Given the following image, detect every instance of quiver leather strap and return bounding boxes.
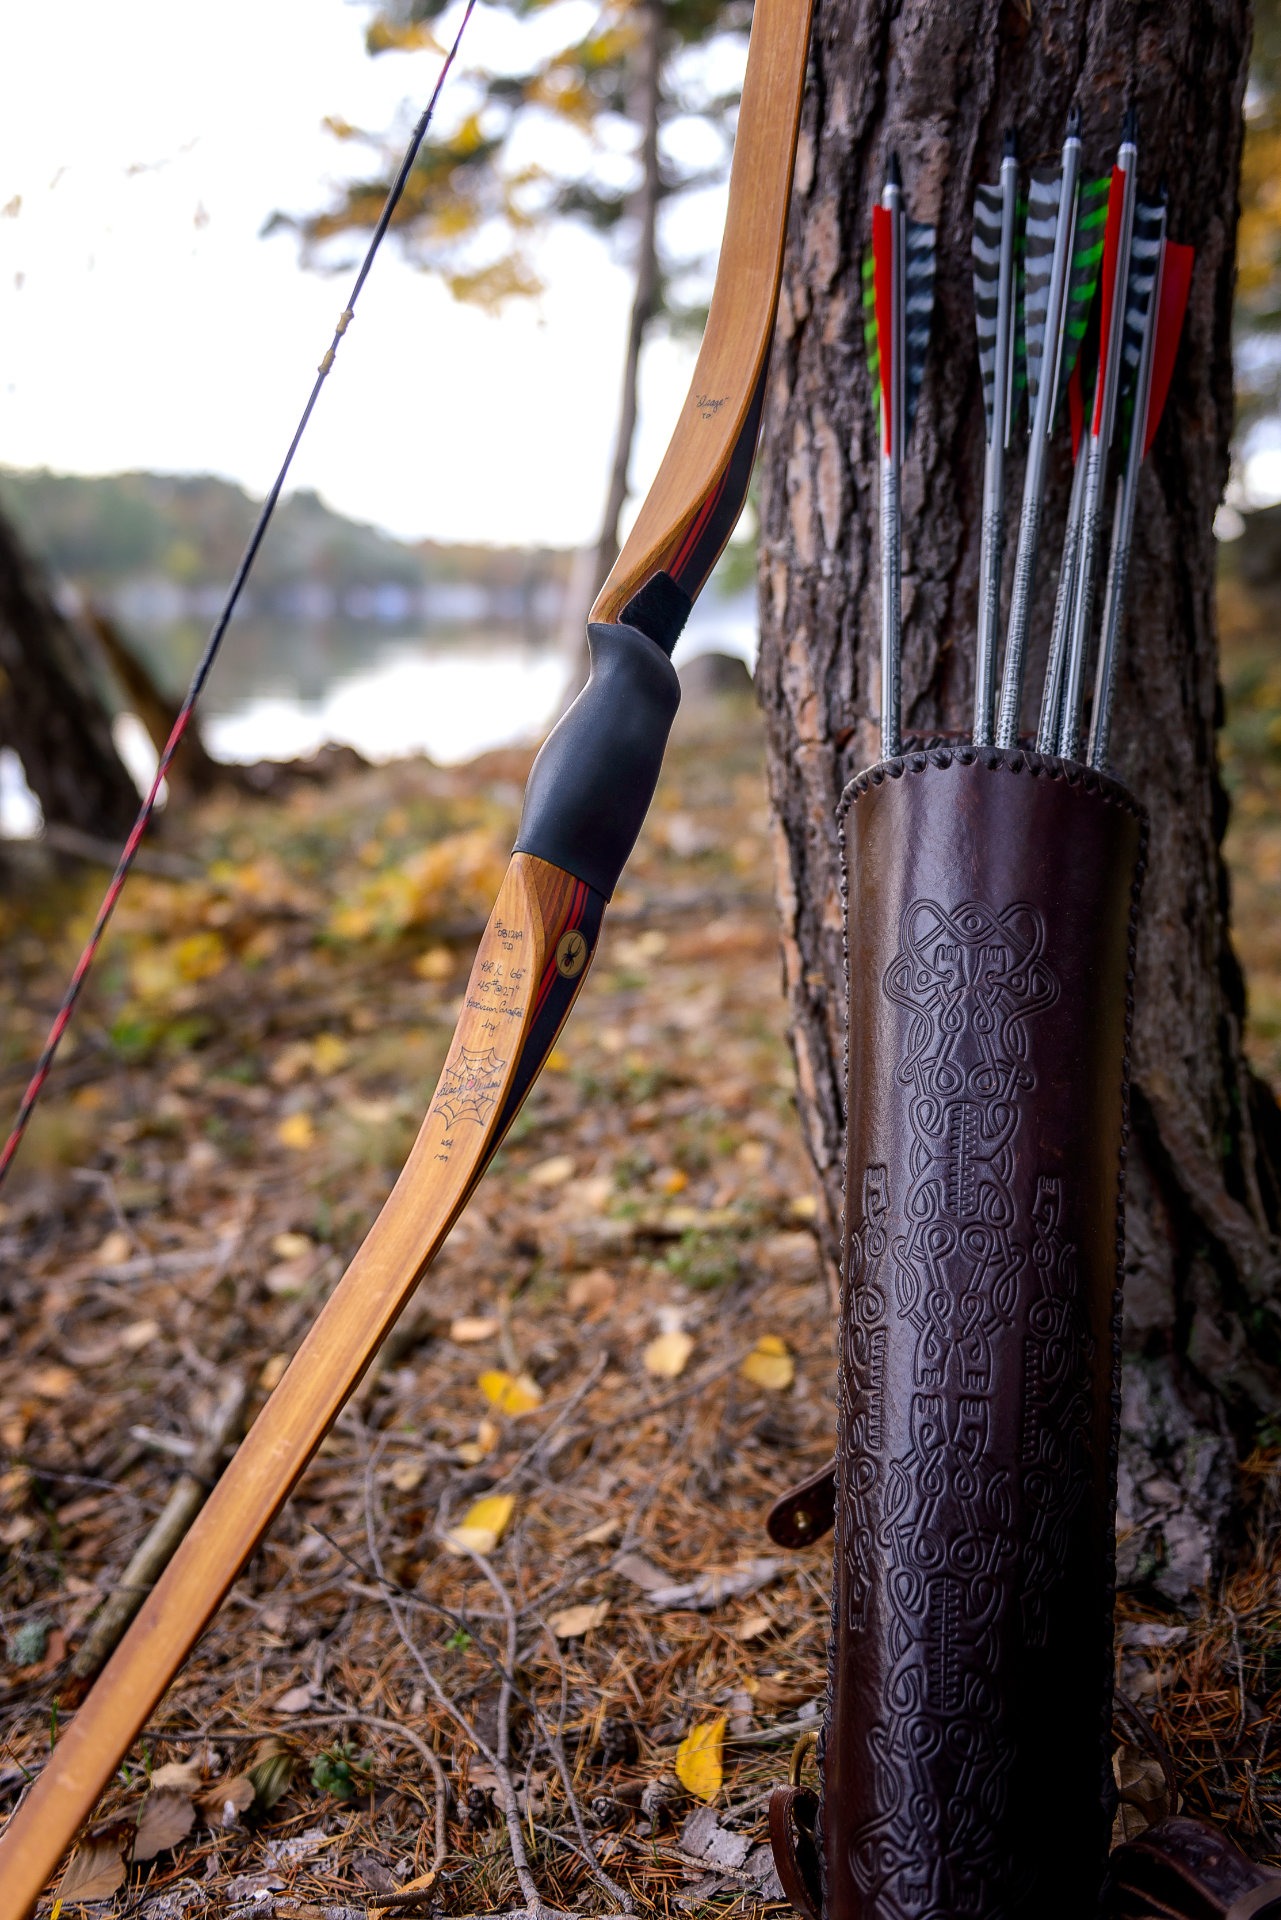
[1108,1817,1281,1920]
[825,745,1146,1919]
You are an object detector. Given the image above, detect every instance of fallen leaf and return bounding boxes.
[56,1822,131,1902]
[393,1867,441,1895]
[413,945,455,981]
[445,1492,515,1556]
[657,1168,689,1195]
[675,1717,726,1802]
[388,1457,425,1492]
[133,1786,196,1862]
[247,1737,297,1809]
[545,1046,570,1071]
[96,1228,132,1264]
[567,1268,616,1313]
[735,1141,768,1172]
[259,1354,288,1392]
[577,1516,621,1546]
[549,1599,609,1639]
[615,1551,669,1593]
[33,1366,76,1400]
[788,1194,819,1222]
[450,1315,499,1343]
[276,1112,315,1151]
[644,1330,693,1379]
[271,1231,312,1260]
[310,1032,349,1075]
[529,1153,576,1188]
[740,1335,794,1392]
[196,1773,255,1826]
[149,1759,204,1791]
[681,1803,751,1867]
[647,1558,783,1612]
[733,1612,773,1641]
[119,1318,159,1353]
[478,1369,543,1414]
[274,1682,320,1713]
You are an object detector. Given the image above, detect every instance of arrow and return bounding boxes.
[972,132,1020,744]
[1088,216,1194,766]
[0,0,815,1908]
[868,159,935,758]
[1032,161,1112,751]
[1056,110,1140,760]
[996,109,1081,746]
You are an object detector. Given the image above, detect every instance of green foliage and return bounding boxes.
[310,1739,373,1800]
[664,1227,741,1291]
[278,0,753,325]
[6,1620,50,1667]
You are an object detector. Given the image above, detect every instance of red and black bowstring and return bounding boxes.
[0,0,478,1190]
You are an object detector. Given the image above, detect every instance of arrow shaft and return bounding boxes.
[1089,219,1168,768]
[974,151,1019,746]
[1038,447,1088,752]
[881,182,906,758]
[1058,137,1138,758]
[997,130,1081,748]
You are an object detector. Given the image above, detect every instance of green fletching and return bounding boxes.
[862,244,881,407]
[1056,174,1109,409]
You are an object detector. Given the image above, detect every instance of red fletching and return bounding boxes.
[873,202,894,453]
[1143,240,1194,457]
[1068,361,1085,461]
[1091,164,1127,438]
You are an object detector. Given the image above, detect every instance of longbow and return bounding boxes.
[0,0,814,1908]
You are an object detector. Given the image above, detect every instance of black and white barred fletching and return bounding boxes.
[1118,198,1166,438]
[1021,167,1062,420]
[904,219,935,434]
[973,183,1005,440]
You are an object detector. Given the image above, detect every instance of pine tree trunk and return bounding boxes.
[756,0,1277,1599]
[0,509,138,837]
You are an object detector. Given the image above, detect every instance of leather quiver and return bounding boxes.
[824,745,1146,1920]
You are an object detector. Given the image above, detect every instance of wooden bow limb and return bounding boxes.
[0,0,812,1902]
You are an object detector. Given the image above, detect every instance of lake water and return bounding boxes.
[0,588,757,836]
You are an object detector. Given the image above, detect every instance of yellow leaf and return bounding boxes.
[643,1330,693,1380]
[271,1231,312,1260]
[529,1153,575,1188]
[479,1369,543,1414]
[414,945,455,981]
[545,1047,570,1071]
[788,1194,819,1221]
[549,1599,609,1639]
[659,1168,688,1195]
[740,1336,795,1392]
[675,1717,726,1801]
[310,1033,349,1075]
[276,1113,315,1151]
[445,1492,515,1556]
[174,930,228,983]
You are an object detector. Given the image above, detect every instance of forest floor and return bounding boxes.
[0,638,1279,1916]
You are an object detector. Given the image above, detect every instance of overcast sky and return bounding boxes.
[0,0,710,548]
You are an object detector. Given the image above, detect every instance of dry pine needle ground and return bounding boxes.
[0,668,1277,1915]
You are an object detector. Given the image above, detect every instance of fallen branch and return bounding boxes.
[72,1373,249,1679]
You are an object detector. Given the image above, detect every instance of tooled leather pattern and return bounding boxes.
[842,894,1069,1913]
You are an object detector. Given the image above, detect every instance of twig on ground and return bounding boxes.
[72,1370,250,1678]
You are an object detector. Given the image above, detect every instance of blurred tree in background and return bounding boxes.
[278,0,752,635]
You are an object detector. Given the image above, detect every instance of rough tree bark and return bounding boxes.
[0,508,138,838]
[756,0,1279,1601]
